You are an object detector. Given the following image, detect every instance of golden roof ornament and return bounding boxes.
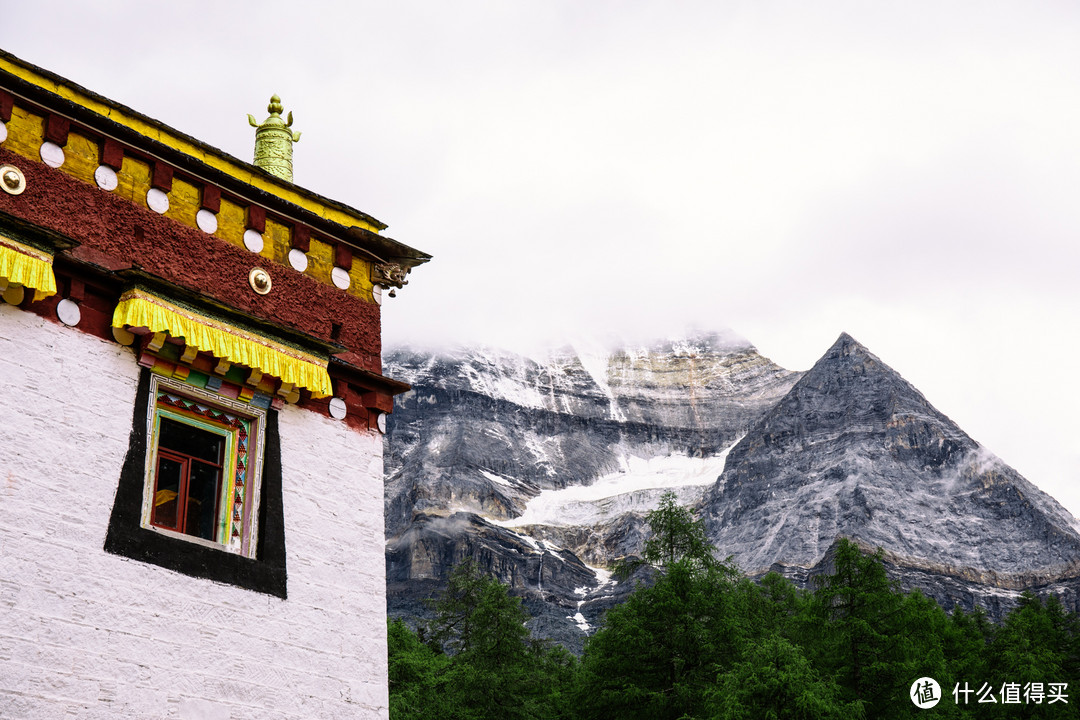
[248,94,301,182]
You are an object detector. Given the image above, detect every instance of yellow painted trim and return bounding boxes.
[1,56,382,234]
[0,234,57,301]
[112,289,333,398]
[2,100,381,304]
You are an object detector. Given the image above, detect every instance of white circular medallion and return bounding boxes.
[331,266,351,290]
[377,412,387,434]
[910,677,941,709]
[0,122,8,144]
[372,285,382,306]
[40,141,65,168]
[243,229,265,253]
[146,188,170,214]
[288,248,308,272]
[94,165,118,191]
[328,397,348,420]
[57,298,81,326]
[196,209,218,234]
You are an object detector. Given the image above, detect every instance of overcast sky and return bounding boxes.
[4,2,1079,518]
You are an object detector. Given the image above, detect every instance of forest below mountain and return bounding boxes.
[387,495,1079,719]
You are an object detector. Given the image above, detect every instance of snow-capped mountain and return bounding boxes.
[383,331,1080,650]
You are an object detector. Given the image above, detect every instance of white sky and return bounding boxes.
[4,2,1078,518]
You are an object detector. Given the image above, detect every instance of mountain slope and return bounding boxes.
[701,333,1080,608]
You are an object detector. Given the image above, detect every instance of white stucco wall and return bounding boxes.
[0,304,389,719]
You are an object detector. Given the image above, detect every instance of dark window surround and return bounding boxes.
[104,368,288,598]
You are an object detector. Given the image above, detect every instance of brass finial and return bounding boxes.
[248,95,302,182]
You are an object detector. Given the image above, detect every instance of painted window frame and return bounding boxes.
[142,374,266,558]
[105,368,288,598]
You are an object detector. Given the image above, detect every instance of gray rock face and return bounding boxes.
[701,333,1080,612]
[384,332,799,533]
[383,331,1080,650]
[383,333,802,648]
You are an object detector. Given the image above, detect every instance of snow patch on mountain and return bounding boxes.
[496,443,739,528]
[480,470,515,488]
[457,358,548,409]
[572,343,627,422]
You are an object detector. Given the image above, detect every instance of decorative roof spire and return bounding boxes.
[247,94,301,182]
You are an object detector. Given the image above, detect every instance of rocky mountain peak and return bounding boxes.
[812,330,905,391]
[745,331,953,448]
[702,333,1080,594]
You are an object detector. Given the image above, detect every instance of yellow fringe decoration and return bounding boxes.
[113,289,333,398]
[0,235,58,302]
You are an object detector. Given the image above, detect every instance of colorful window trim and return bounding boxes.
[142,374,266,558]
[0,234,57,302]
[112,288,333,398]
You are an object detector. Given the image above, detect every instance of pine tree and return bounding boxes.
[387,618,449,719]
[806,539,911,718]
[576,494,745,720]
[710,633,864,720]
[421,559,572,720]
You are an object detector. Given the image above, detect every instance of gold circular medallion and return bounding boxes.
[249,267,272,295]
[1,165,26,195]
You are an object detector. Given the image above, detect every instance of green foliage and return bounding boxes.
[616,491,724,581]
[388,500,1080,720]
[709,634,864,720]
[574,560,747,720]
[389,560,574,720]
[387,618,449,720]
[642,491,719,571]
[429,559,532,660]
[575,494,749,719]
[804,540,912,715]
[983,593,1080,718]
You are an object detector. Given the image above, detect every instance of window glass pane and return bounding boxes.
[152,455,183,531]
[159,417,224,465]
[141,381,267,559]
[186,461,222,541]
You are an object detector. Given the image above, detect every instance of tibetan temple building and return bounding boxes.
[0,49,429,718]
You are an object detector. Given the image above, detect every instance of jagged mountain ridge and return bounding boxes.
[384,331,799,535]
[383,331,1080,650]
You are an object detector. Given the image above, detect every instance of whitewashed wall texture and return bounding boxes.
[0,305,389,719]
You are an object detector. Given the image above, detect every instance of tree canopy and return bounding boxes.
[388,500,1080,719]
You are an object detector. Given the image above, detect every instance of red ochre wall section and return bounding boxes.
[0,146,383,374]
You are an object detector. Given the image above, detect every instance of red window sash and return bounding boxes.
[152,449,189,533]
[152,448,225,541]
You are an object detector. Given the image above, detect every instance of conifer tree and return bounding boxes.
[807,539,911,718]
[412,559,572,720]
[576,494,744,719]
[387,618,449,719]
[710,633,864,720]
